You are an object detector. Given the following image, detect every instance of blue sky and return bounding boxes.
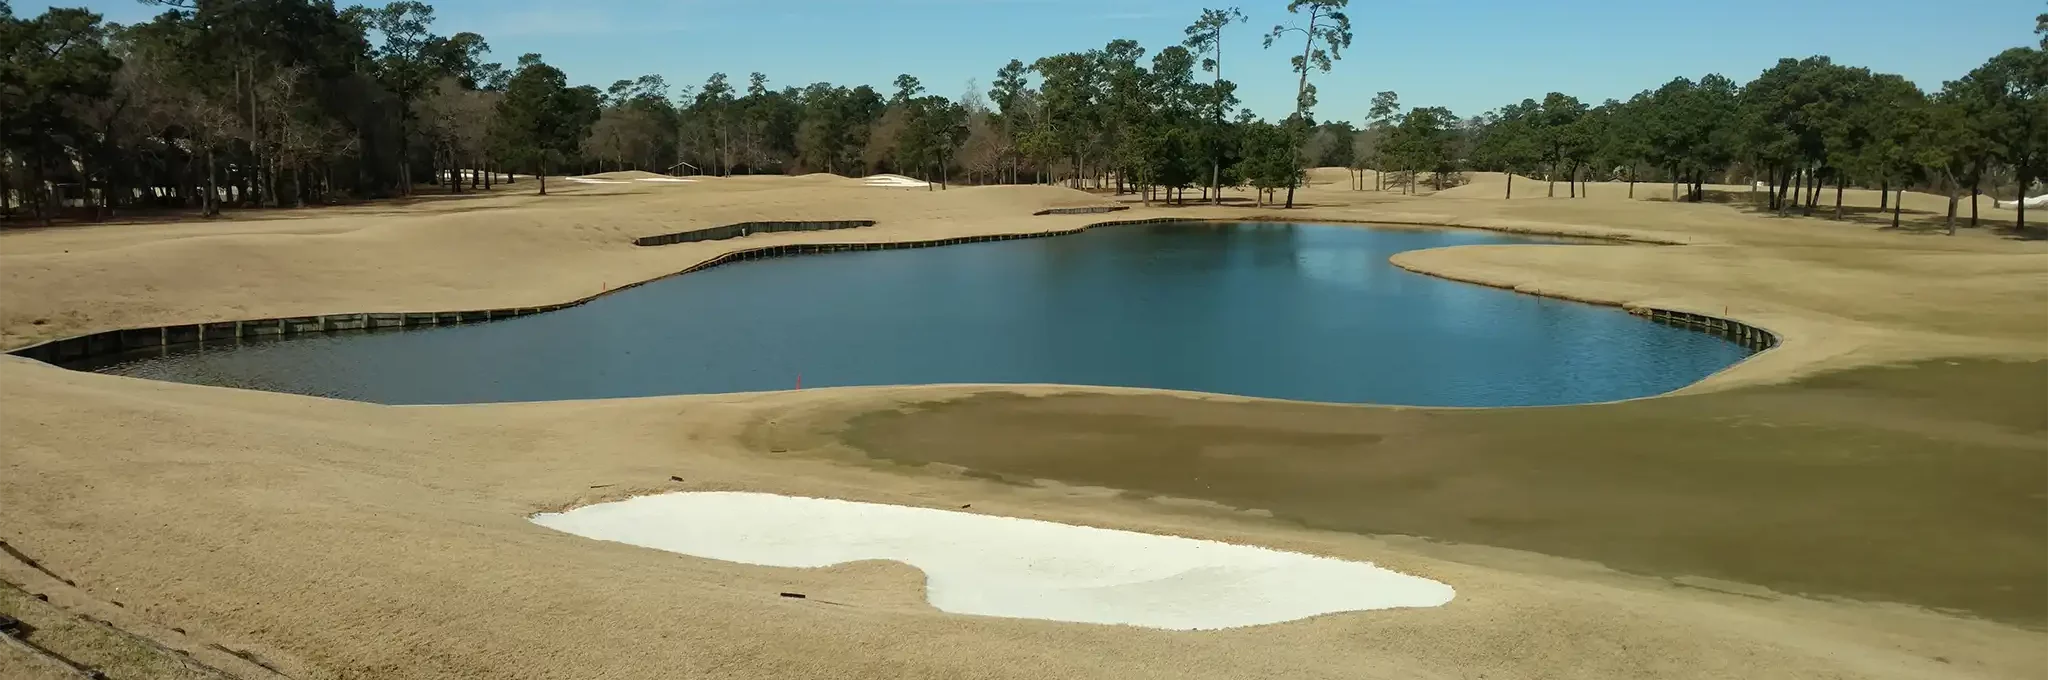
[28,0,2045,121]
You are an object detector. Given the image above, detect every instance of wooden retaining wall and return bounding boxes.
[9,216,1777,366]
[1631,308,1780,352]
[1032,206,1130,216]
[633,220,877,247]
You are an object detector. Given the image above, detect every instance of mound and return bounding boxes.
[1303,166,1357,186]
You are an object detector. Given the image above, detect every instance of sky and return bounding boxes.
[25,0,2046,122]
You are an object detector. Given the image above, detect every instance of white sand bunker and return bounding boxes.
[531,492,1455,630]
[564,177,628,184]
[636,177,696,183]
[862,174,930,188]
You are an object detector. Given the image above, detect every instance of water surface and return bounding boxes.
[91,222,1752,406]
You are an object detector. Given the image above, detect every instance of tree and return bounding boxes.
[1383,106,1457,193]
[1932,75,2000,227]
[1856,74,1930,229]
[1599,94,1653,198]
[4,6,117,223]
[1532,92,1588,197]
[690,72,737,175]
[1474,100,1540,198]
[495,55,597,195]
[1184,6,1245,204]
[1965,48,2047,230]
[1099,39,1150,195]
[890,74,924,106]
[1918,95,1977,234]
[988,59,1030,183]
[5,2,2032,233]
[1263,0,1351,208]
[1364,90,1399,189]
[1307,121,1356,167]
[1650,74,1737,204]
[1031,52,1103,188]
[1239,119,1298,205]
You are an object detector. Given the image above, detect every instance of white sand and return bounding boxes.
[531,492,1455,630]
[564,177,629,184]
[637,177,697,183]
[862,174,931,188]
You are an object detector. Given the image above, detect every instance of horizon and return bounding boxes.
[20,0,2043,122]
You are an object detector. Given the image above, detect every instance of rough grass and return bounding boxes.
[0,581,232,680]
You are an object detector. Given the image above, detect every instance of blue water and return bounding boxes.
[92,221,1753,406]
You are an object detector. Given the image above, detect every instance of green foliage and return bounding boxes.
[1955,47,2048,225]
[3,0,2034,228]
[1642,74,1738,194]
[495,55,599,189]
[1383,106,1458,188]
[1307,121,1356,167]
[1472,99,1540,174]
[1238,120,1299,193]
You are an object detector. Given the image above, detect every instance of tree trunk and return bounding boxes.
[1506,170,1513,199]
[1802,168,1816,216]
[1548,163,1557,197]
[205,148,221,217]
[1833,174,1844,220]
[1775,167,1792,215]
[1764,167,1777,211]
[1970,181,1979,228]
[1670,165,1679,202]
[1879,179,1889,211]
[2018,166,2031,231]
[1945,173,1958,236]
[1891,183,1902,229]
[539,158,548,196]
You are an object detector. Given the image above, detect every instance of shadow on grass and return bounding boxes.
[822,359,2048,628]
[1641,189,2041,236]
[0,183,551,232]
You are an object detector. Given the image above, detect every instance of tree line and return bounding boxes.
[3,0,2042,231]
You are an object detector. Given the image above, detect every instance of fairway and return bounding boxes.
[5,1,2046,678]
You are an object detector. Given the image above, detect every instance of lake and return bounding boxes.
[87,221,1754,406]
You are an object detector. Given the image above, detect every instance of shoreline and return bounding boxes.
[9,212,1777,406]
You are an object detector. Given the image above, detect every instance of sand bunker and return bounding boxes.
[564,177,629,184]
[862,174,931,188]
[637,177,696,183]
[531,492,1455,630]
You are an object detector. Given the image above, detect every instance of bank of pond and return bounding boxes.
[57,221,1764,407]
